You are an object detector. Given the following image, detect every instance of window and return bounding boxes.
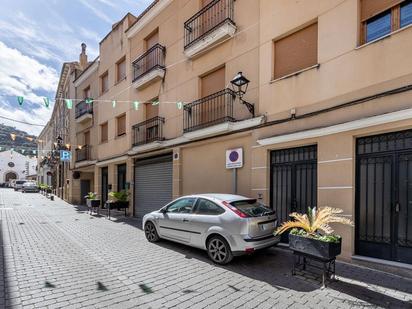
[117,114,126,136]
[166,198,196,213]
[361,0,412,44]
[401,1,412,27]
[116,57,126,82]
[230,199,274,218]
[100,122,108,143]
[101,71,109,94]
[273,22,318,79]
[84,86,91,99]
[194,199,225,215]
[365,10,392,43]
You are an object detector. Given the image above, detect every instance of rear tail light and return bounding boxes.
[222,201,248,218]
[245,248,255,254]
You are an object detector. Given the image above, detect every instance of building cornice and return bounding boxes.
[256,107,412,147]
[73,59,99,88]
[126,0,173,39]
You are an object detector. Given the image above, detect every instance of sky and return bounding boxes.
[0,0,153,135]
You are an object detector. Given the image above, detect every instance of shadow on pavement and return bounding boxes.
[69,203,412,308]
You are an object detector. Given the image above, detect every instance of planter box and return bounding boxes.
[106,201,129,209]
[289,234,341,260]
[86,199,100,208]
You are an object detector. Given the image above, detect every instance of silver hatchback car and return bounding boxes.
[143,194,280,264]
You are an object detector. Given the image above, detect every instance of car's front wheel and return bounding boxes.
[144,221,160,242]
[207,235,233,265]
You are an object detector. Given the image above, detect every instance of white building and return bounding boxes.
[0,150,37,184]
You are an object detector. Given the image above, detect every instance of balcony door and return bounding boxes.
[200,67,225,126]
[200,0,226,36]
[84,131,90,146]
[145,102,159,142]
[144,30,159,72]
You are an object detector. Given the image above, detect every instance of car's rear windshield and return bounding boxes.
[16,181,26,184]
[230,199,275,217]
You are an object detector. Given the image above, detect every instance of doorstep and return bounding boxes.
[351,255,412,279]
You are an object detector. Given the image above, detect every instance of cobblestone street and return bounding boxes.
[0,189,411,308]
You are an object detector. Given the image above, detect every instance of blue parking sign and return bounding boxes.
[60,150,72,162]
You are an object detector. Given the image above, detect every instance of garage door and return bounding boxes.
[356,129,412,264]
[134,154,173,218]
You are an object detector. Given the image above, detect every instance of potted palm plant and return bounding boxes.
[275,207,353,260]
[107,190,129,209]
[85,192,100,208]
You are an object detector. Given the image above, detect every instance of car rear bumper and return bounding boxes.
[231,234,281,256]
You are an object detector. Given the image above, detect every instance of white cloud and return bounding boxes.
[0,41,58,104]
[77,0,114,24]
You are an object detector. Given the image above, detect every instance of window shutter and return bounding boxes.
[274,23,318,79]
[117,115,126,136]
[101,123,108,142]
[361,0,404,21]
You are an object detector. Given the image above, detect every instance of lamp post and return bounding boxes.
[230,72,254,117]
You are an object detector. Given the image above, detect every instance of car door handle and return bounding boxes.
[182,218,189,222]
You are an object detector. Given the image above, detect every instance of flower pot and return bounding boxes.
[86,199,100,208]
[289,234,341,260]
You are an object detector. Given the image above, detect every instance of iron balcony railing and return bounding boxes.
[132,44,166,82]
[183,88,236,133]
[75,100,93,119]
[132,116,165,146]
[184,0,235,49]
[75,145,92,162]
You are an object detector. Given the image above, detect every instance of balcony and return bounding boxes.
[75,145,93,162]
[184,0,236,58]
[132,44,166,89]
[75,100,93,123]
[183,88,237,133]
[132,116,165,146]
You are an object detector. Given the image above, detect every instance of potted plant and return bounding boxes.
[275,207,353,260]
[107,190,129,209]
[85,192,100,208]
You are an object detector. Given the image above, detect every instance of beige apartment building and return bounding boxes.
[59,0,412,266]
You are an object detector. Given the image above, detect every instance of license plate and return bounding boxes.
[260,222,275,231]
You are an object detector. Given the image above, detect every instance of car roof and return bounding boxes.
[188,193,252,202]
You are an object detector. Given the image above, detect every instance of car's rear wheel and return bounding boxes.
[207,235,233,265]
[144,222,160,242]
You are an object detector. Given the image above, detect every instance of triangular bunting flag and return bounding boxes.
[17,96,24,106]
[112,100,116,108]
[152,100,159,106]
[65,99,73,109]
[176,102,183,110]
[43,97,50,108]
[85,98,93,104]
[133,101,139,110]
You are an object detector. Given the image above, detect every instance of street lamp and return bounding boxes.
[230,72,254,117]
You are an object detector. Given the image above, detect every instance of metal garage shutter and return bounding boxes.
[134,154,173,218]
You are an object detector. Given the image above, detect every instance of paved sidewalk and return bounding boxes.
[0,189,411,308]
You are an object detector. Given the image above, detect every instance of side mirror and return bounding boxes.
[160,208,167,213]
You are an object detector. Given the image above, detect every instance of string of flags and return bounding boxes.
[16,96,185,110]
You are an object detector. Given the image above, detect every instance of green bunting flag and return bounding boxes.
[112,100,116,108]
[176,102,183,110]
[133,101,139,110]
[65,99,73,109]
[17,96,24,106]
[43,97,50,108]
[152,100,159,106]
[85,98,93,104]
